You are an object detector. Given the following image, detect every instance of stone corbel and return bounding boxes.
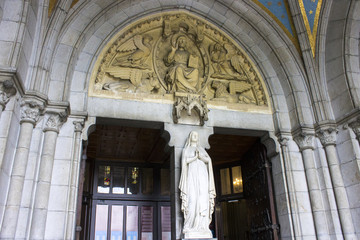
[0,80,17,110]
[316,127,338,147]
[173,93,209,126]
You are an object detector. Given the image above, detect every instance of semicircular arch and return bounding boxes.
[47,0,316,132]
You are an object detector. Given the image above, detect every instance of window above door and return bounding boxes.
[95,162,170,200]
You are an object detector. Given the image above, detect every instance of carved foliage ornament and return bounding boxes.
[44,112,67,133]
[20,100,44,125]
[294,133,315,151]
[0,80,16,110]
[90,12,269,111]
[317,128,338,147]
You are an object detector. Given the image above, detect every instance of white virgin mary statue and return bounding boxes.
[179,131,216,239]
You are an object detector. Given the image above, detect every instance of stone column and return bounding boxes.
[164,123,213,240]
[65,120,84,240]
[0,99,43,239]
[316,127,356,239]
[277,136,298,238]
[0,80,16,118]
[29,111,67,240]
[294,132,330,239]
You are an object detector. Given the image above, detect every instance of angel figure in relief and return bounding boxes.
[112,35,153,70]
[209,43,247,80]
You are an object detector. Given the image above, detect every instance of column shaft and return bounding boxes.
[0,122,34,239]
[65,126,83,240]
[323,145,356,239]
[301,148,330,239]
[29,130,58,240]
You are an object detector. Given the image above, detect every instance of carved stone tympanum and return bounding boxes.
[90,12,269,114]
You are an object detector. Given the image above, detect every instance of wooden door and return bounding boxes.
[242,143,279,240]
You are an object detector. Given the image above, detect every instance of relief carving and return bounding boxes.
[0,80,17,110]
[20,100,44,125]
[91,12,269,112]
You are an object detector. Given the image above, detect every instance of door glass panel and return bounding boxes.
[111,205,124,240]
[160,169,170,196]
[160,206,171,240]
[98,165,111,194]
[127,168,139,195]
[113,167,125,194]
[141,206,153,240]
[95,205,108,240]
[142,168,153,195]
[232,166,243,193]
[126,206,139,240]
[220,168,231,195]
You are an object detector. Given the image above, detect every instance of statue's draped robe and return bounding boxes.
[165,49,199,93]
[179,137,216,237]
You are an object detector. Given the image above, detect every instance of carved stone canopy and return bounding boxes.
[89,12,270,113]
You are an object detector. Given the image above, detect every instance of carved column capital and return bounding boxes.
[73,121,84,133]
[0,80,17,110]
[316,127,338,147]
[20,100,44,125]
[43,112,68,133]
[348,117,360,142]
[278,136,289,147]
[294,133,315,151]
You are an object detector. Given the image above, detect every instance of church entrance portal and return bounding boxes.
[208,133,279,240]
[78,120,278,240]
[79,120,171,240]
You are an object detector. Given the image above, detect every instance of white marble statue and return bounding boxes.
[179,131,216,239]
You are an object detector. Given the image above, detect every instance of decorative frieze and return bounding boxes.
[316,127,338,147]
[20,100,44,125]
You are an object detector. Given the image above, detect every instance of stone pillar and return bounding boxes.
[0,80,16,118]
[0,99,43,239]
[164,123,213,240]
[316,127,356,239]
[29,111,67,240]
[294,132,330,239]
[65,120,84,240]
[277,136,298,238]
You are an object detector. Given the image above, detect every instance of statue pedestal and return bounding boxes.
[183,231,216,239]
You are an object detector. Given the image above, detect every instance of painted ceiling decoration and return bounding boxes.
[253,0,299,51]
[298,0,323,57]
